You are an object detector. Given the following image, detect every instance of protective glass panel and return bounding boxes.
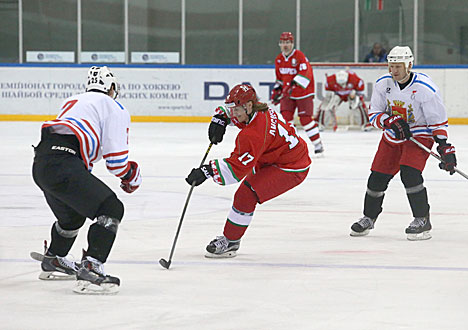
[0,0,19,62]
[243,1,295,65]
[128,0,181,54]
[186,0,238,64]
[359,0,414,63]
[23,0,77,55]
[81,0,124,51]
[418,0,468,64]
[301,0,354,62]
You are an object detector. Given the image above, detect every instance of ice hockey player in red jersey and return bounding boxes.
[350,46,457,241]
[316,70,372,131]
[186,84,311,258]
[270,32,324,155]
[32,66,141,294]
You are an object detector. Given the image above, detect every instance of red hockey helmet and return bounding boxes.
[279,32,294,42]
[225,84,258,118]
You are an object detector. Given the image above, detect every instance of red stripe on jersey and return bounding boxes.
[115,163,130,177]
[42,122,90,169]
[106,163,128,170]
[103,150,128,158]
[83,119,101,163]
[431,129,448,137]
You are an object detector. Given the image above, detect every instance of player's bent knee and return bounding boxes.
[400,165,423,187]
[233,181,259,212]
[368,171,393,192]
[299,116,314,126]
[280,111,294,123]
[96,194,124,221]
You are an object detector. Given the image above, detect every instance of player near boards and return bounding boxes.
[316,69,372,131]
[32,66,141,294]
[186,84,311,257]
[270,32,324,155]
[350,46,457,240]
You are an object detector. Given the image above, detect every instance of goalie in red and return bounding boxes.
[316,70,372,131]
[270,32,324,155]
[186,84,311,258]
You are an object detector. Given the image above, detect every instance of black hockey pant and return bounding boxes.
[32,128,123,262]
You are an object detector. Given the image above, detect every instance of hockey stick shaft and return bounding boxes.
[410,137,468,180]
[161,142,214,268]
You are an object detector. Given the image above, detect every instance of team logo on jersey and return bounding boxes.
[388,100,408,121]
[292,58,297,66]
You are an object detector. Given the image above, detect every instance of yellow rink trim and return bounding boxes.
[0,114,467,125]
[0,114,212,122]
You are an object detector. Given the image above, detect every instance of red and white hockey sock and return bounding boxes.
[300,116,321,145]
[223,183,257,241]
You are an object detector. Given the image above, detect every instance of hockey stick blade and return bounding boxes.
[158,258,171,269]
[30,251,44,262]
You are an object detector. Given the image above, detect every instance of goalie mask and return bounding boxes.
[86,66,119,99]
[335,70,349,88]
[387,46,414,70]
[225,84,258,118]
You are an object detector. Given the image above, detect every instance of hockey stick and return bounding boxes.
[159,142,214,269]
[410,137,468,180]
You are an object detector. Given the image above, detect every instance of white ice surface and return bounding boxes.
[1,122,468,330]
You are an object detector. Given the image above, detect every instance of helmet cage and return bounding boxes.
[335,70,349,88]
[86,66,119,98]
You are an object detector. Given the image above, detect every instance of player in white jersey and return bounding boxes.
[349,46,457,240]
[32,66,142,294]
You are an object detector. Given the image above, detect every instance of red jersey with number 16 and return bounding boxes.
[274,49,315,99]
[209,108,311,186]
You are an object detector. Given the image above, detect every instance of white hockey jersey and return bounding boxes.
[369,72,448,144]
[42,91,131,177]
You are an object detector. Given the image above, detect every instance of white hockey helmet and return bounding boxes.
[335,70,349,88]
[85,66,118,96]
[387,46,414,70]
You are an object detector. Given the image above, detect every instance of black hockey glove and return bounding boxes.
[383,115,412,140]
[436,139,457,175]
[185,164,214,186]
[208,114,229,144]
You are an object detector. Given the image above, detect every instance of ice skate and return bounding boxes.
[205,236,240,258]
[313,142,324,157]
[39,252,79,280]
[350,216,376,236]
[406,214,432,241]
[73,256,120,295]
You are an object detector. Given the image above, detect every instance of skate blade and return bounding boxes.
[73,280,119,295]
[407,231,432,241]
[39,271,76,281]
[205,251,237,259]
[350,229,371,237]
[312,152,325,159]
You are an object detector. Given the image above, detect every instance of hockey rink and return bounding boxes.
[1,121,468,330]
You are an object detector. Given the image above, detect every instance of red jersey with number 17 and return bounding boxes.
[209,108,311,186]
